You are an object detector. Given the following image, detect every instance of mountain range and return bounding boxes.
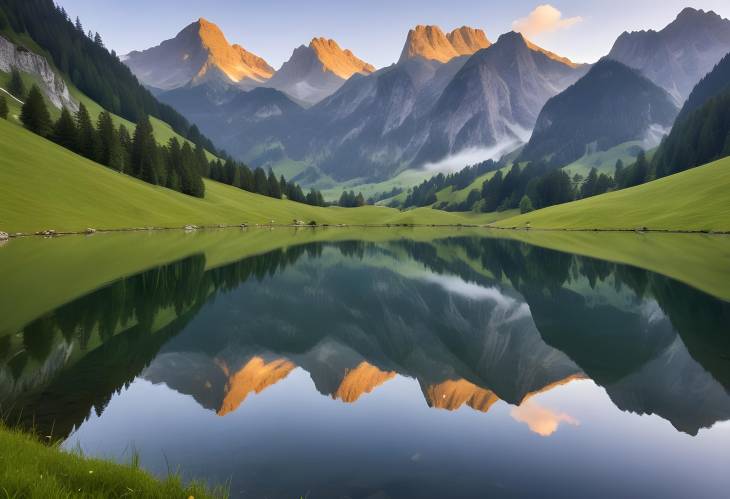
[608,7,730,104]
[122,7,730,185]
[521,59,679,166]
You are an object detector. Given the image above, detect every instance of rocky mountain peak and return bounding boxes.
[308,37,375,78]
[399,25,460,63]
[446,26,491,55]
[124,18,273,90]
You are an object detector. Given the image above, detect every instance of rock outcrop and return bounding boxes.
[0,35,77,111]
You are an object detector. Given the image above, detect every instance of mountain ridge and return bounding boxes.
[125,18,274,90]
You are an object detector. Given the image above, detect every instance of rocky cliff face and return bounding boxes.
[608,7,730,104]
[124,18,273,90]
[266,37,374,105]
[414,31,586,166]
[0,35,77,111]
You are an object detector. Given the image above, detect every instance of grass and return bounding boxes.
[560,141,644,178]
[0,118,502,234]
[494,156,730,233]
[0,424,226,498]
[1,68,216,160]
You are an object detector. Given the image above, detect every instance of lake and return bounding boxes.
[1,229,729,498]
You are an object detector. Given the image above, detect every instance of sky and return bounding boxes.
[56,0,730,69]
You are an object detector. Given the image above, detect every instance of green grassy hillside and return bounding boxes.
[0,68,214,159]
[0,119,501,233]
[494,156,730,232]
[0,424,224,498]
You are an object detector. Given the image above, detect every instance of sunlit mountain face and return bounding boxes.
[1,236,729,498]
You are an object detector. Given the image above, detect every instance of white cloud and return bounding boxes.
[513,4,583,38]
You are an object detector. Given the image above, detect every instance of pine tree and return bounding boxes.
[193,143,209,177]
[268,169,282,198]
[52,107,78,150]
[581,168,598,199]
[519,195,534,214]
[75,103,97,160]
[8,66,26,100]
[20,85,51,137]
[355,192,365,207]
[96,111,115,165]
[118,124,132,172]
[131,115,159,184]
[93,32,104,48]
[75,16,83,32]
[279,175,287,196]
[0,95,8,120]
[180,142,205,197]
[254,167,269,195]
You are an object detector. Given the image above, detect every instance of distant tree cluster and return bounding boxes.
[367,187,403,205]
[338,190,365,208]
[18,84,328,204]
[403,159,499,208]
[0,0,219,154]
[20,85,206,197]
[208,159,326,206]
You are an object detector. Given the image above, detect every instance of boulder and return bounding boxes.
[0,231,9,241]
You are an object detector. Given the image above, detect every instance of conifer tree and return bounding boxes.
[254,167,269,196]
[52,107,78,150]
[20,85,51,137]
[268,169,282,198]
[75,102,97,160]
[519,195,534,214]
[0,95,8,120]
[193,143,209,176]
[131,115,159,184]
[118,124,132,172]
[96,111,116,165]
[8,66,26,100]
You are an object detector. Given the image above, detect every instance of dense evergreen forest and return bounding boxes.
[12,79,323,203]
[0,0,218,154]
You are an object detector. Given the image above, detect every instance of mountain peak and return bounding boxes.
[308,37,375,78]
[124,18,273,90]
[399,25,459,63]
[446,26,491,55]
[399,24,489,64]
[492,31,579,67]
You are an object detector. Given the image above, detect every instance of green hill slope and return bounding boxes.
[0,119,499,233]
[493,156,730,232]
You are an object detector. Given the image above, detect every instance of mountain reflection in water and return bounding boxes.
[1,235,729,498]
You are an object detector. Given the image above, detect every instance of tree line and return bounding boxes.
[402,159,500,208]
[16,81,326,204]
[0,0,219,155]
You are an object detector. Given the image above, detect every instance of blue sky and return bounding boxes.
[57,1,730,69]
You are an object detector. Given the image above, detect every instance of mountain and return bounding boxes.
[413,32,586,166]
[267,37,375,105]
[652,55,730,178]
[608,7,730,104]
[399,25,490,63]
[124,18,274,90]
[221,31,583,182]
[676,51,730,120]
[521,59,678,167]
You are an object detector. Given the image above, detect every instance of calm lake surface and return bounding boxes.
[2,230,730,498]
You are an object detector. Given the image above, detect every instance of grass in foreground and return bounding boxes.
[0,119,505,234]
[495,156,730,232]
[0,424,226,498]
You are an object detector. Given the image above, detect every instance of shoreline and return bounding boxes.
[2,222,729,240]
